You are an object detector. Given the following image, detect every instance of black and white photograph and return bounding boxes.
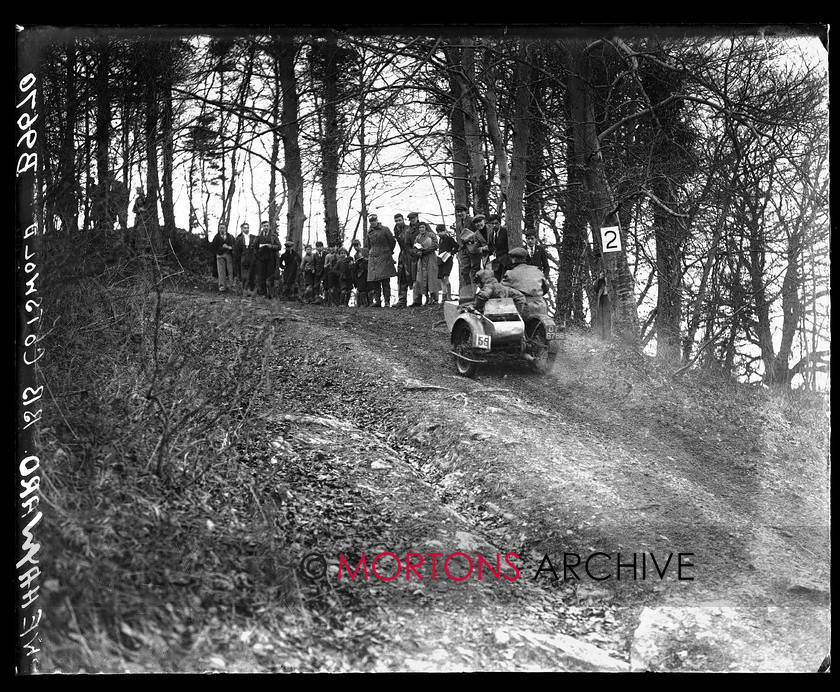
[15,23,830,674]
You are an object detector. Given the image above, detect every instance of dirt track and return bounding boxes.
[175,288,831,672]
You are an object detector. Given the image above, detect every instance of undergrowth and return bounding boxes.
[34,235,297,672]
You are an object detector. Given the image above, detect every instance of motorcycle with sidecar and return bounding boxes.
[442,288,563,378]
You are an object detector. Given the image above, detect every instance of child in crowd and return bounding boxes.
[337,247,355,306]
[313,241,326,303]
[324,243,341,305]
[279,240,300,300]
[354,248,370,307]
[300,244,316,303]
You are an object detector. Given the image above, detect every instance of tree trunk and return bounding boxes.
[161,50,176,233]
[276,40,306,250]
[745,200,784,385]
[95,43,110,183]
[562,38,638,342]
[447,63,470,213]
[445,42,488,215]
[557,115,588,325]
[143,61,162,252]
[318,35,343,246]
[479,44,509,216]
[222,44,256,225]
[652,183,685,363]
[56,44,79,234]
[506,40,533,236]
[269,56,281,233]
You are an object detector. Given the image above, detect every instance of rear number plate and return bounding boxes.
[546,324,563,340]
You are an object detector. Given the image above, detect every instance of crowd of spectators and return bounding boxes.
[209,204,552,307]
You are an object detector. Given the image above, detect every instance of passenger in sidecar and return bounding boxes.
[472,269,525,314]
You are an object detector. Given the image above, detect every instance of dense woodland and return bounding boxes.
[21,25,830,388]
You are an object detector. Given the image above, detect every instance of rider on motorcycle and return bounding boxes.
[501,247,550,320]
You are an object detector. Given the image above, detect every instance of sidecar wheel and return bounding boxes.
[453,323,480,378]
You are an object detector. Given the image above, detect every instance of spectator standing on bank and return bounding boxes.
[393,213,408,307]
[279,240,301,301]
[460,213,489,289]
[366,214,397,308]
[337,247,355,306]
[453,203,475,296]
[234,222,258,294]
[405,212,423,306]
[488,213,512,282]
[524,228,551,280]
[255,220,281,298]
[211,219,236,292]
[324,242,340,305]
[394,212,417,307]
[435,224,458,301]
[413,221,440,305]
[354,247,370,307]
[313,241,326,303]
[300,244,316,303]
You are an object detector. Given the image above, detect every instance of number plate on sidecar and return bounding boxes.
[473,334,491,350]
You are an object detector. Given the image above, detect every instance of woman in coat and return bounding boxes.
[413,221,440,304]
[365,214,397,307]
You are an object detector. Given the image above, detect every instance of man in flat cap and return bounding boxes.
[255,219,282,298]
[407,212,424,306]
[463,213,490,288]
[366,214,397,307]
[278,239,301,301]
[395,212,419,307]
[453,203,476,299]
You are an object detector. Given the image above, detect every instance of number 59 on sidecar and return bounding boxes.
[442,296,563,378]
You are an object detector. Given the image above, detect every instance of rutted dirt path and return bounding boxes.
[175,288,830,672]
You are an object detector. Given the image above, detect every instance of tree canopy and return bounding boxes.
[20,24,829,388]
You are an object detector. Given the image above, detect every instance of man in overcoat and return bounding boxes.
[279,240,301,301]
[395,212,422,307]
[365,214,397,307]
[233,222,258,293]
[413,221,440,304]
[255,220,282,298]
[453,203,474,295]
